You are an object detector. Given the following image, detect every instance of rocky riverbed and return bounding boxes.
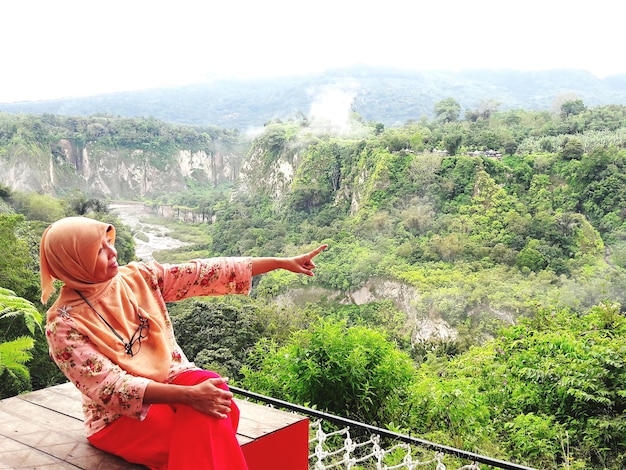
[109,203,189,261]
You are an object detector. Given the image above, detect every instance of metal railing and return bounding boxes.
[230,386,537,470]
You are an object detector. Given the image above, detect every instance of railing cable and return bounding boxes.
[230,386,537,470]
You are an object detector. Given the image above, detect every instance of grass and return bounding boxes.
[134,231,149,242]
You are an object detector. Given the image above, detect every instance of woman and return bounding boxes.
[40,216,326,469]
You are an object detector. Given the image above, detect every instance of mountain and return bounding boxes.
[3,66,626,130]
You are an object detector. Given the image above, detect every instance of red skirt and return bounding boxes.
[88,369,249,470]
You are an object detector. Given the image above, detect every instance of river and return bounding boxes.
[109,203,189,261]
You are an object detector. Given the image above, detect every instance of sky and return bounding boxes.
[1,0,623,103]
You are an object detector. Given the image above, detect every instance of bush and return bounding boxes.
[241,318,416,427]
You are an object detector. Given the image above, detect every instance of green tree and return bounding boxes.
[516,239,547,272]
[63,190,109,216]
[171,297,263,379]
[560,137,584,160]
[0,214,39,300]
[442,125,464,156]
[241,318,415,427]
[434,98,462,123]
[0,183,12,201]
[560,99,586,118]
[21,193,65,222]
[496,304,625,468]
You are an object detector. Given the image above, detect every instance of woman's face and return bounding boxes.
[93,232,119,282]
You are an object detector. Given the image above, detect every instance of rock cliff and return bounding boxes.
[1,138,243,198]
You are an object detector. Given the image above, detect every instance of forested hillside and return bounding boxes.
[3,66,626,129]
[1,96,625,469]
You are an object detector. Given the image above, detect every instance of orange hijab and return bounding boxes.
[41,217,171,381]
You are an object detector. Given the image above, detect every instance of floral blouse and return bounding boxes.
[46,257,252,437]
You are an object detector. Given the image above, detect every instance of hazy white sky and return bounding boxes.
[1,0,622,103]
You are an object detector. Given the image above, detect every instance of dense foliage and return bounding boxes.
[409,302,625,468]
[0,112,239,154]
[241,318,415,427]
[182,101,626,341]
[1,97,626,468]
[169,297,265,379]
[166,99,626,468]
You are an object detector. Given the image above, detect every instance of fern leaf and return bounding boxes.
[0,288,43,335]
[0,336,35,378]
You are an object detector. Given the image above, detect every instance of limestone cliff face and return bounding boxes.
[1,139,241,198]
[2,144,52,194]
[237,143,299,201]
[236,136,368,216]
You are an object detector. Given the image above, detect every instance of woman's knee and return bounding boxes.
[172,369,222,386]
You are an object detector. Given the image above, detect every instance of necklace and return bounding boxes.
[75,290,149,357]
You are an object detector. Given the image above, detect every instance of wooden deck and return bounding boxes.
[0,382,309,469]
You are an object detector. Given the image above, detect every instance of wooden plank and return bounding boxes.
[0,383,309,469]
[17,382,83,420]
[237,399,305,439]
[17,382,308,442]
[0,434,79,469]
[0,394,143,469]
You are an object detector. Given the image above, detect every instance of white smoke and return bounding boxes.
[308,81,359,134]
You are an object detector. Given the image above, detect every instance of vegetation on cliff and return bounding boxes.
[1,96,626,468]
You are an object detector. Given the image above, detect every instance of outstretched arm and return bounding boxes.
[145,244,328,418]
[251,244,328,277]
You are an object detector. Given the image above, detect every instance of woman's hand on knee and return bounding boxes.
[186,377,234,419]
[144,376,235,419]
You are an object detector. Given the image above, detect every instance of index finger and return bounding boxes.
[310,244,328,258]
